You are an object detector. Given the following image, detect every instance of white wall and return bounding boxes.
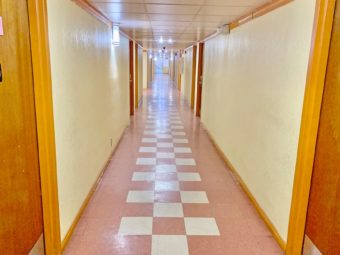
[181,48,193,105]
[201,0,316,241]
[47,0,130,239]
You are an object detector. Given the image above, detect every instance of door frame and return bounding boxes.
[129,40,135,115]
[135,43,139,108]
[27,0,61,254]
[286,0,336,254]
[196,43,204,117]
[190,45,197,110]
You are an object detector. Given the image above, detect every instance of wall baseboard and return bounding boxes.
[60,126,127,252]
[203,126,286,251]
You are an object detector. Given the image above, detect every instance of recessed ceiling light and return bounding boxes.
[159,37,164,43]
[168,38,173,44]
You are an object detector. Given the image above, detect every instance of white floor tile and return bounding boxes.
[136,158,156,165]
[175,158,196,166]
[152,235,189,255]
[155,165,177,173]
[142,138,157,143]
[177,173,201,182]
[172,131,186,136]
[127,191,154,203]
[157,142,174,148]
[156,134,172,139]
[155,181,179,191]
[132,172,155,181]
[153,203,184,217]
[139,147,157,153]
[156,152,175,159]
[174,147,192,153]
[118,217,153,235]
[184,217,220,236]
[180,191,209,204]
[173,139,188,144]
[144,131,156,135]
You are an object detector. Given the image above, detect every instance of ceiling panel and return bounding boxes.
[146,4,201,15]
[92,3,146,13]
[106,13,149,21]
[89,0,272,51]
[198,6,252,16]
[203,0,270,6]
[149,14,195,22]
[144,0,205,4]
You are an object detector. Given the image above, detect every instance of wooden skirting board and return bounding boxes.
[203,126,286,251]
[60,128,127,252]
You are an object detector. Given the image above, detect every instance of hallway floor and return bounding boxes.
[63,75,283,255]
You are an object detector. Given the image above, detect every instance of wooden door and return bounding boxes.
[304,2,340,254]
[0,0,44,254]
[129,40,134,116]
[196,43,204,117]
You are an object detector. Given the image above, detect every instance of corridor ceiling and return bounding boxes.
[90,0,272,50]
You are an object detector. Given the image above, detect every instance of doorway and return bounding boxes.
[196,43,204,117]
[0,0,44,253]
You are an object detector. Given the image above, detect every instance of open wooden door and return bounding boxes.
[0,0,44,253]
[196,43,204,117]
[129,40,135,116]
[304,2,340,254]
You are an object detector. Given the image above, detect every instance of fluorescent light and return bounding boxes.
[159,37,164,43]
[112,25,120,46]
[168,38,173,44]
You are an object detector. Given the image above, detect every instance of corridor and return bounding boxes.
[63,75,282,255]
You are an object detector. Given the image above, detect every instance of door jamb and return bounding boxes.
[135,43,139,108]
[190,45,197,109]
[286,0,335,254]
[27,0,61,254]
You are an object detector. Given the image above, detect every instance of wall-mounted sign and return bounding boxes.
[0,17,3,36]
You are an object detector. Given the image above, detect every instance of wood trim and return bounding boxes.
[71,0,112,27]
[135,43,139,108]
[230,0,293,30]
[190,45,197,109]
[61,132,126,252]
[27,1,61,254]
[204,127,286,251]
[129,41,135,116]
[196,43,204,117]
[286,1,336,254]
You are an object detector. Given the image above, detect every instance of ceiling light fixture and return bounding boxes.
[159,37,164,43]
[168,38,173,44]
[112,24,120,46]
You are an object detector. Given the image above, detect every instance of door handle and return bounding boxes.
[0,64,2,83]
